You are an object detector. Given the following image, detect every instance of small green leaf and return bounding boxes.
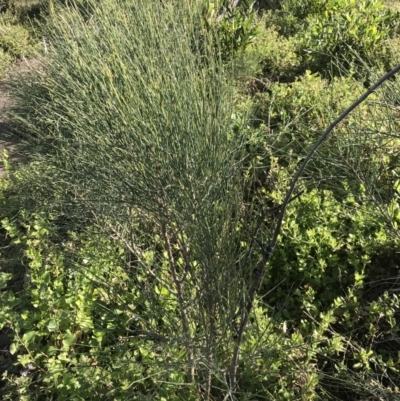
[62,332,75,349]
[22,331,36,344]
[47,346,58,356]
[0,272,12,290]
[10,342,18,355]
[47,320,58,332]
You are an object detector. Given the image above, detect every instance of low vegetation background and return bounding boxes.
[1,0,400,400]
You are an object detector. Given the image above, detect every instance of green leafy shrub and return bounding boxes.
[263,0,323,37]
[260,184,400,399]
[0,162,200,400]
[236,60,400,398]
[248,70,400,201]
[0,214,190,399]
[250,71,363,172]
[0,12,38,60]
[237,15,301,81]
[3,157,400,400]
[203,0,259,61]
[0,0,46,79]
[281,0,324,19]
[298,0,399,77]
[261,0,399,77]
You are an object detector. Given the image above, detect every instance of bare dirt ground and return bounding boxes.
[0,58,40,176]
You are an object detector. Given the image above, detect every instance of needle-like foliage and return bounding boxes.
[8,0,255,398]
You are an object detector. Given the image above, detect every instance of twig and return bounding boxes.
[162,223,196,383]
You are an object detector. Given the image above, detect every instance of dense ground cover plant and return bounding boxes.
[300,0,399,76]
[0,0,44,76]
[4,165,399,400]
[236,15,301,81]
[259,0,399,78]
